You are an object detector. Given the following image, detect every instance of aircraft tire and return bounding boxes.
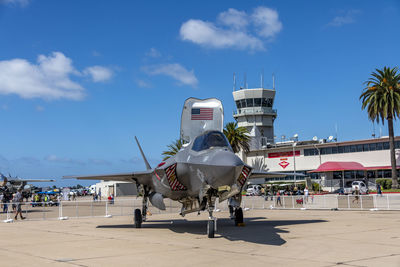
[134,208,142,228]
[207,220,215,238]
[234,207,243,226]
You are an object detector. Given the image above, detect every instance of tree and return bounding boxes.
[223,122,250,153]
[161,138,184,161]
[360,66,400,189]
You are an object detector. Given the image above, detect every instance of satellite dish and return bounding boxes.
[293,134,298,138]
[312,136,318,141]
[328,136,333,141]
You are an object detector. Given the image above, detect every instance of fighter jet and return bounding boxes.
[65,98,302,238]
[0,173,55,198]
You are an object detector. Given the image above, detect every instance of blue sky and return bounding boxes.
[0,0,399,186]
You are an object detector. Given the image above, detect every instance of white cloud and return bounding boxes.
[0,0,30,7]
[83,66,113,82]
[0,52,84,100]
[146,48,161,58]
[142,63,198,88]
[0,52,112,101]
[180,6,282,51]
[44,155,85,165]
[327,10,361,27]
[136,79,152,88]
[35,105,44,111]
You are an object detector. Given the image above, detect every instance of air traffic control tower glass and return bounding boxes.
[192,131,231,152]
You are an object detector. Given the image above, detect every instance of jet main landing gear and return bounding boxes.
[134,186,149,228]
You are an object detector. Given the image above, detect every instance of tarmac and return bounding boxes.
[0,209,399,267]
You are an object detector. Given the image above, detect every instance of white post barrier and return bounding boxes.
[3,208,13,223]
[387,195,390,210]
[58,201,68,220]
[105,200,112,218]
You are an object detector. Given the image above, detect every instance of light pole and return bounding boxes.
[313,144,322,192]
[293,142,297,187]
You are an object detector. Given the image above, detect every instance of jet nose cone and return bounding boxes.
[211,150,244,167]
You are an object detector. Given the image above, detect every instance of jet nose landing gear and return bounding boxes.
[134,208,142,228]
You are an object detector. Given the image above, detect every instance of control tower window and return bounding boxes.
[261,98,268,107]
[254,98,261,107]
[235,100,241,109]
[192,131,231,152]
[246,98,254,107]
[240,99,247,108]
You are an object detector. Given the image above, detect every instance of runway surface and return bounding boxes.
[1,209,399,266]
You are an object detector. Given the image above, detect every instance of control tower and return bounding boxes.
[233,87,277,149]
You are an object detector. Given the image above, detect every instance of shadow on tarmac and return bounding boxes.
[97,217,326,245]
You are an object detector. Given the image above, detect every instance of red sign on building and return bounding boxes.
[268,151,300,158]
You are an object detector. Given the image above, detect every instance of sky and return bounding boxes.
[0,0,399,186]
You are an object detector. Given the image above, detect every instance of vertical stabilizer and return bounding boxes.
[134,136,152,170]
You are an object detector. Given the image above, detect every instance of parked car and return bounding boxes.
[246,184,263,196]
[351,181,368,194]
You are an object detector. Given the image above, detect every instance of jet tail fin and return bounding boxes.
[134,136,152,170]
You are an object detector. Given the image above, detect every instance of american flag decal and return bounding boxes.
[237,166,251,186]
[191,108,213,120]
[165,163,187,191]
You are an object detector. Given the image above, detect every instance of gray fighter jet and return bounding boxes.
[65,98,302,238]
[0,173,55,199]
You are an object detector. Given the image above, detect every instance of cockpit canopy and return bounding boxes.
[192,131,232,152]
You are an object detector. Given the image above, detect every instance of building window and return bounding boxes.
[333,171,342,179]
[356,171,364,178]
[246,98,254,107]
[254,98,261,107]
[331,147,338,154]
[235,100,241,109]
[240,99,247,108]
[356,145,363,152]
[376,142,383,150]
[338,146,344,153]
[344,171,354,179]
[350,145,357,152]
[383,142,390,149]
[369,143,376,151]
[363,144,369,152]
[367,171,375,178]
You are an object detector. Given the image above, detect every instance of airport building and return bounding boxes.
[233,85,400,191]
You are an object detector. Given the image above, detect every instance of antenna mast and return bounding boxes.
[244,73,247,89]
[272,73,275,90]
[233,73,236,91]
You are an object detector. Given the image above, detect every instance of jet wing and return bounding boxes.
[18,179,55,182]
[63,169,154,186]
[249,170,306,179]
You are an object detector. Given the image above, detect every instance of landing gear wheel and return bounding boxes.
[234,207,243,226]
[207,220,215,238]
[134,208,142,228]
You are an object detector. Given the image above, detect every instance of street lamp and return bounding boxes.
[293,142,297,187]
[313,144,322,193]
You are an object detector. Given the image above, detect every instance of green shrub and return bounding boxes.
[312,182,320,192]
[376,178,393,189]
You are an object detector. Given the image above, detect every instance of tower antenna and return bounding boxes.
[261,69,264,88]
[244,72,247,89]
[233,72,236,91]
[272,73,275,90]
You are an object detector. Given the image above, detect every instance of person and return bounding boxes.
[14,188,25,220]
[352,186,360,204]
[377,184,382,197]
[98,189,102,201]
[304,186,309,203]
[276,191,282,206]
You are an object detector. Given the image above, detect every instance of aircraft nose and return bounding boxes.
[211,150,244,167]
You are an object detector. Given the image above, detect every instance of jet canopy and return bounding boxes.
[180,98,224,144]
[192,131,231,152]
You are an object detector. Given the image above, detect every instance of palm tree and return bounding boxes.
[161,138,184,161]
[223,122,250,153]
[360,66,400,189]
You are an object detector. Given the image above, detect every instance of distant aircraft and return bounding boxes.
[0,173,55,198]
[65,98,302,238]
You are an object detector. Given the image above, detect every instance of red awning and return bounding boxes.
[309,161,366,173]
[364,165,400,170]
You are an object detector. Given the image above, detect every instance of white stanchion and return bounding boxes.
[3,209,13,223]
[58,202,68,220]
[104,200,112,218]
